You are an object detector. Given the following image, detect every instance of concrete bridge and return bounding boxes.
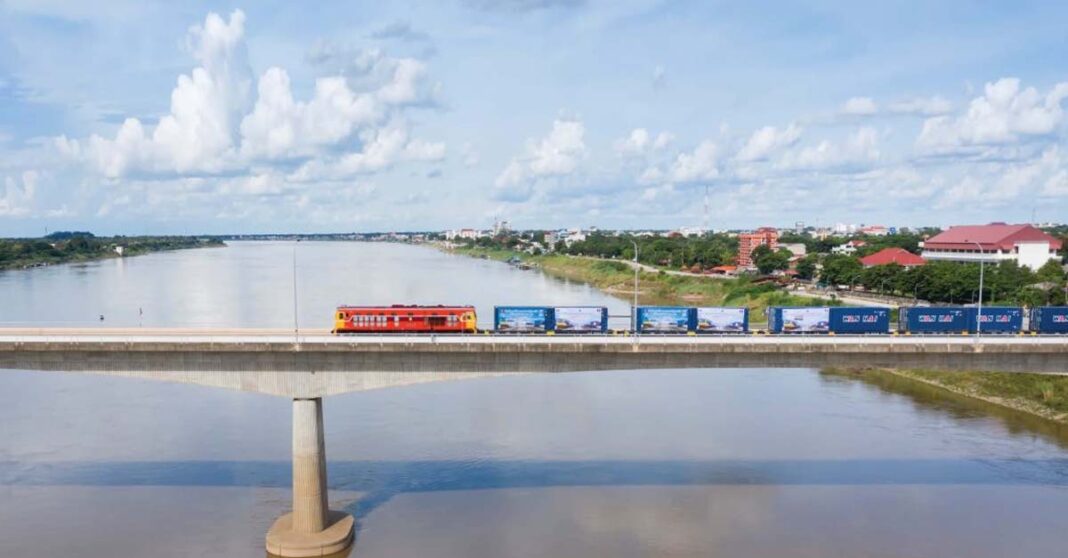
[3,328,1068,556]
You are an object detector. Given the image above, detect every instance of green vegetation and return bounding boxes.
[825,258,1067,306]
[751,244,792,275]
[827,367,1068,423]
[557,232,738,269]
[448,245,833,321]
[0,232,224,270]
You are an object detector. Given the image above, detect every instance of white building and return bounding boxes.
[920,223,1062,271]
[831,240,866,255]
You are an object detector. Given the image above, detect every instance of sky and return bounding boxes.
[1,0,1067,235]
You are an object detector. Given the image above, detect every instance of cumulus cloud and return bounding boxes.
[669,140,719,182]
[613,128,673,156]
[735,123,802,162]
[59,10,253,177]
[888,96,953,116]
[779,127,879,171]
[0,170,37,216]
[840,96,878,116]
[917,78,1068,154]
[55,10,443,186]
[495,118,586,192]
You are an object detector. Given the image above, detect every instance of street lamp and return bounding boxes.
[293,239,300,344]
[968,240,985,336]
[630,239,639,332]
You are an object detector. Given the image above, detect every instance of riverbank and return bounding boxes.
[826,367,1068,424]
[0,236,225,270]
[442,244,828,318]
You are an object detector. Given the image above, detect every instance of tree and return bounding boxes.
[795,254,819,280]
[820,255,863,287]
[1036,259,1066,283]
[753,246,791,275]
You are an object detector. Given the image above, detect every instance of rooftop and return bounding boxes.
[860,247,926,267]
[924,223,1062,251]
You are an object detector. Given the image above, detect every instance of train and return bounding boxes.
[332,304,1068,335]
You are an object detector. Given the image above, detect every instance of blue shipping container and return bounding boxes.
[1030,307,1068,333]
[974,307,1024,333]
[694,307,749,333]
[900,307,971,333]
[494,306,553,333]
[828,307,890,334]
[768,307,831,333]
[637,306,692,333]
[553,306,609,333]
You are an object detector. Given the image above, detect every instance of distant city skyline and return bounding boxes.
[2,1,1068,235]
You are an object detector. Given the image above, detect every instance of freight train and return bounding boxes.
[333,304,1068,335]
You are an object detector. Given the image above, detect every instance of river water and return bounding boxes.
[1,241,1067,557]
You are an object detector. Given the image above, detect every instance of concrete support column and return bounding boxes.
[291,398,328,533]
[266,398,354,557]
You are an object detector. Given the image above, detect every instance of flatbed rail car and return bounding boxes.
[334,305,477,334]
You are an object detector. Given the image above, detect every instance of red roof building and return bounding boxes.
[921,223,1062,271]
[859,247,926,268]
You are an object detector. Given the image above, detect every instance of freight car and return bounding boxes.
[334,305,477,334]
[1030,306,1068,334]
[768,307,889,334]
[494,306,610,333]
[898,306,1023,334]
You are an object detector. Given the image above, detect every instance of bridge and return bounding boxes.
[4,328,1068,557]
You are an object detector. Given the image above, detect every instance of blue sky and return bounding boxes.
[1,0,1067,235]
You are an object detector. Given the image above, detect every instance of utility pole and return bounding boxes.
[631,239,640,332]
[968,240,985,337]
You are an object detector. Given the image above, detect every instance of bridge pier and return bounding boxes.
[266,398,354,557]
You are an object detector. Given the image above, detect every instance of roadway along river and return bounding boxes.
[2,240,1068,557]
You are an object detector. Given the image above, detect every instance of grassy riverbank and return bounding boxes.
[446,244,828,319]
[826,367,1068,424]
[0,235,225,270]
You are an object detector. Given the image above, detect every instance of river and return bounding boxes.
[1,241,1067,557]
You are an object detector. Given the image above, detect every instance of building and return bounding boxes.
[831,239,866,255]
[737,227,779,267]
[445,228,481,241]
[780,243,807,257]
[920,223,1062,271]
[859,247,925,268]
[859,225,889,236]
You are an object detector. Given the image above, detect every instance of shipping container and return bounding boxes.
[973,307,1024,334]
[553,306,609,333]
[899,306,970,333]
[1030,307,1068,333]
[828,307,891,334]
[768,307,831,333]
[636,306,692,333]
[494,306,553,333]
[1030,307,1068,334]
[694,307,749,333]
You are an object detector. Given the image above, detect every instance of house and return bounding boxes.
[859,247,925,268]
[831,240,866,255]
[920,223,1062,271]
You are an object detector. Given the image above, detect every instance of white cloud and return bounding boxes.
[735,123,802,162]
[613,128,673,156]
[495,118,586,189]
[0,170,38,216]
[841,96,878,116]
[917,77,1068,153]
[63,10,253,177]
[57,10,443,184]
[669,140,719,182]
[888,96,953,116]
[779,127,879,170]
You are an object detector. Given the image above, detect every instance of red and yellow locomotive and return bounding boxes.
[334,305,477,334]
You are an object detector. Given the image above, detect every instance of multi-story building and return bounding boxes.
[920,223,1062,271]
[737,227,779,267]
